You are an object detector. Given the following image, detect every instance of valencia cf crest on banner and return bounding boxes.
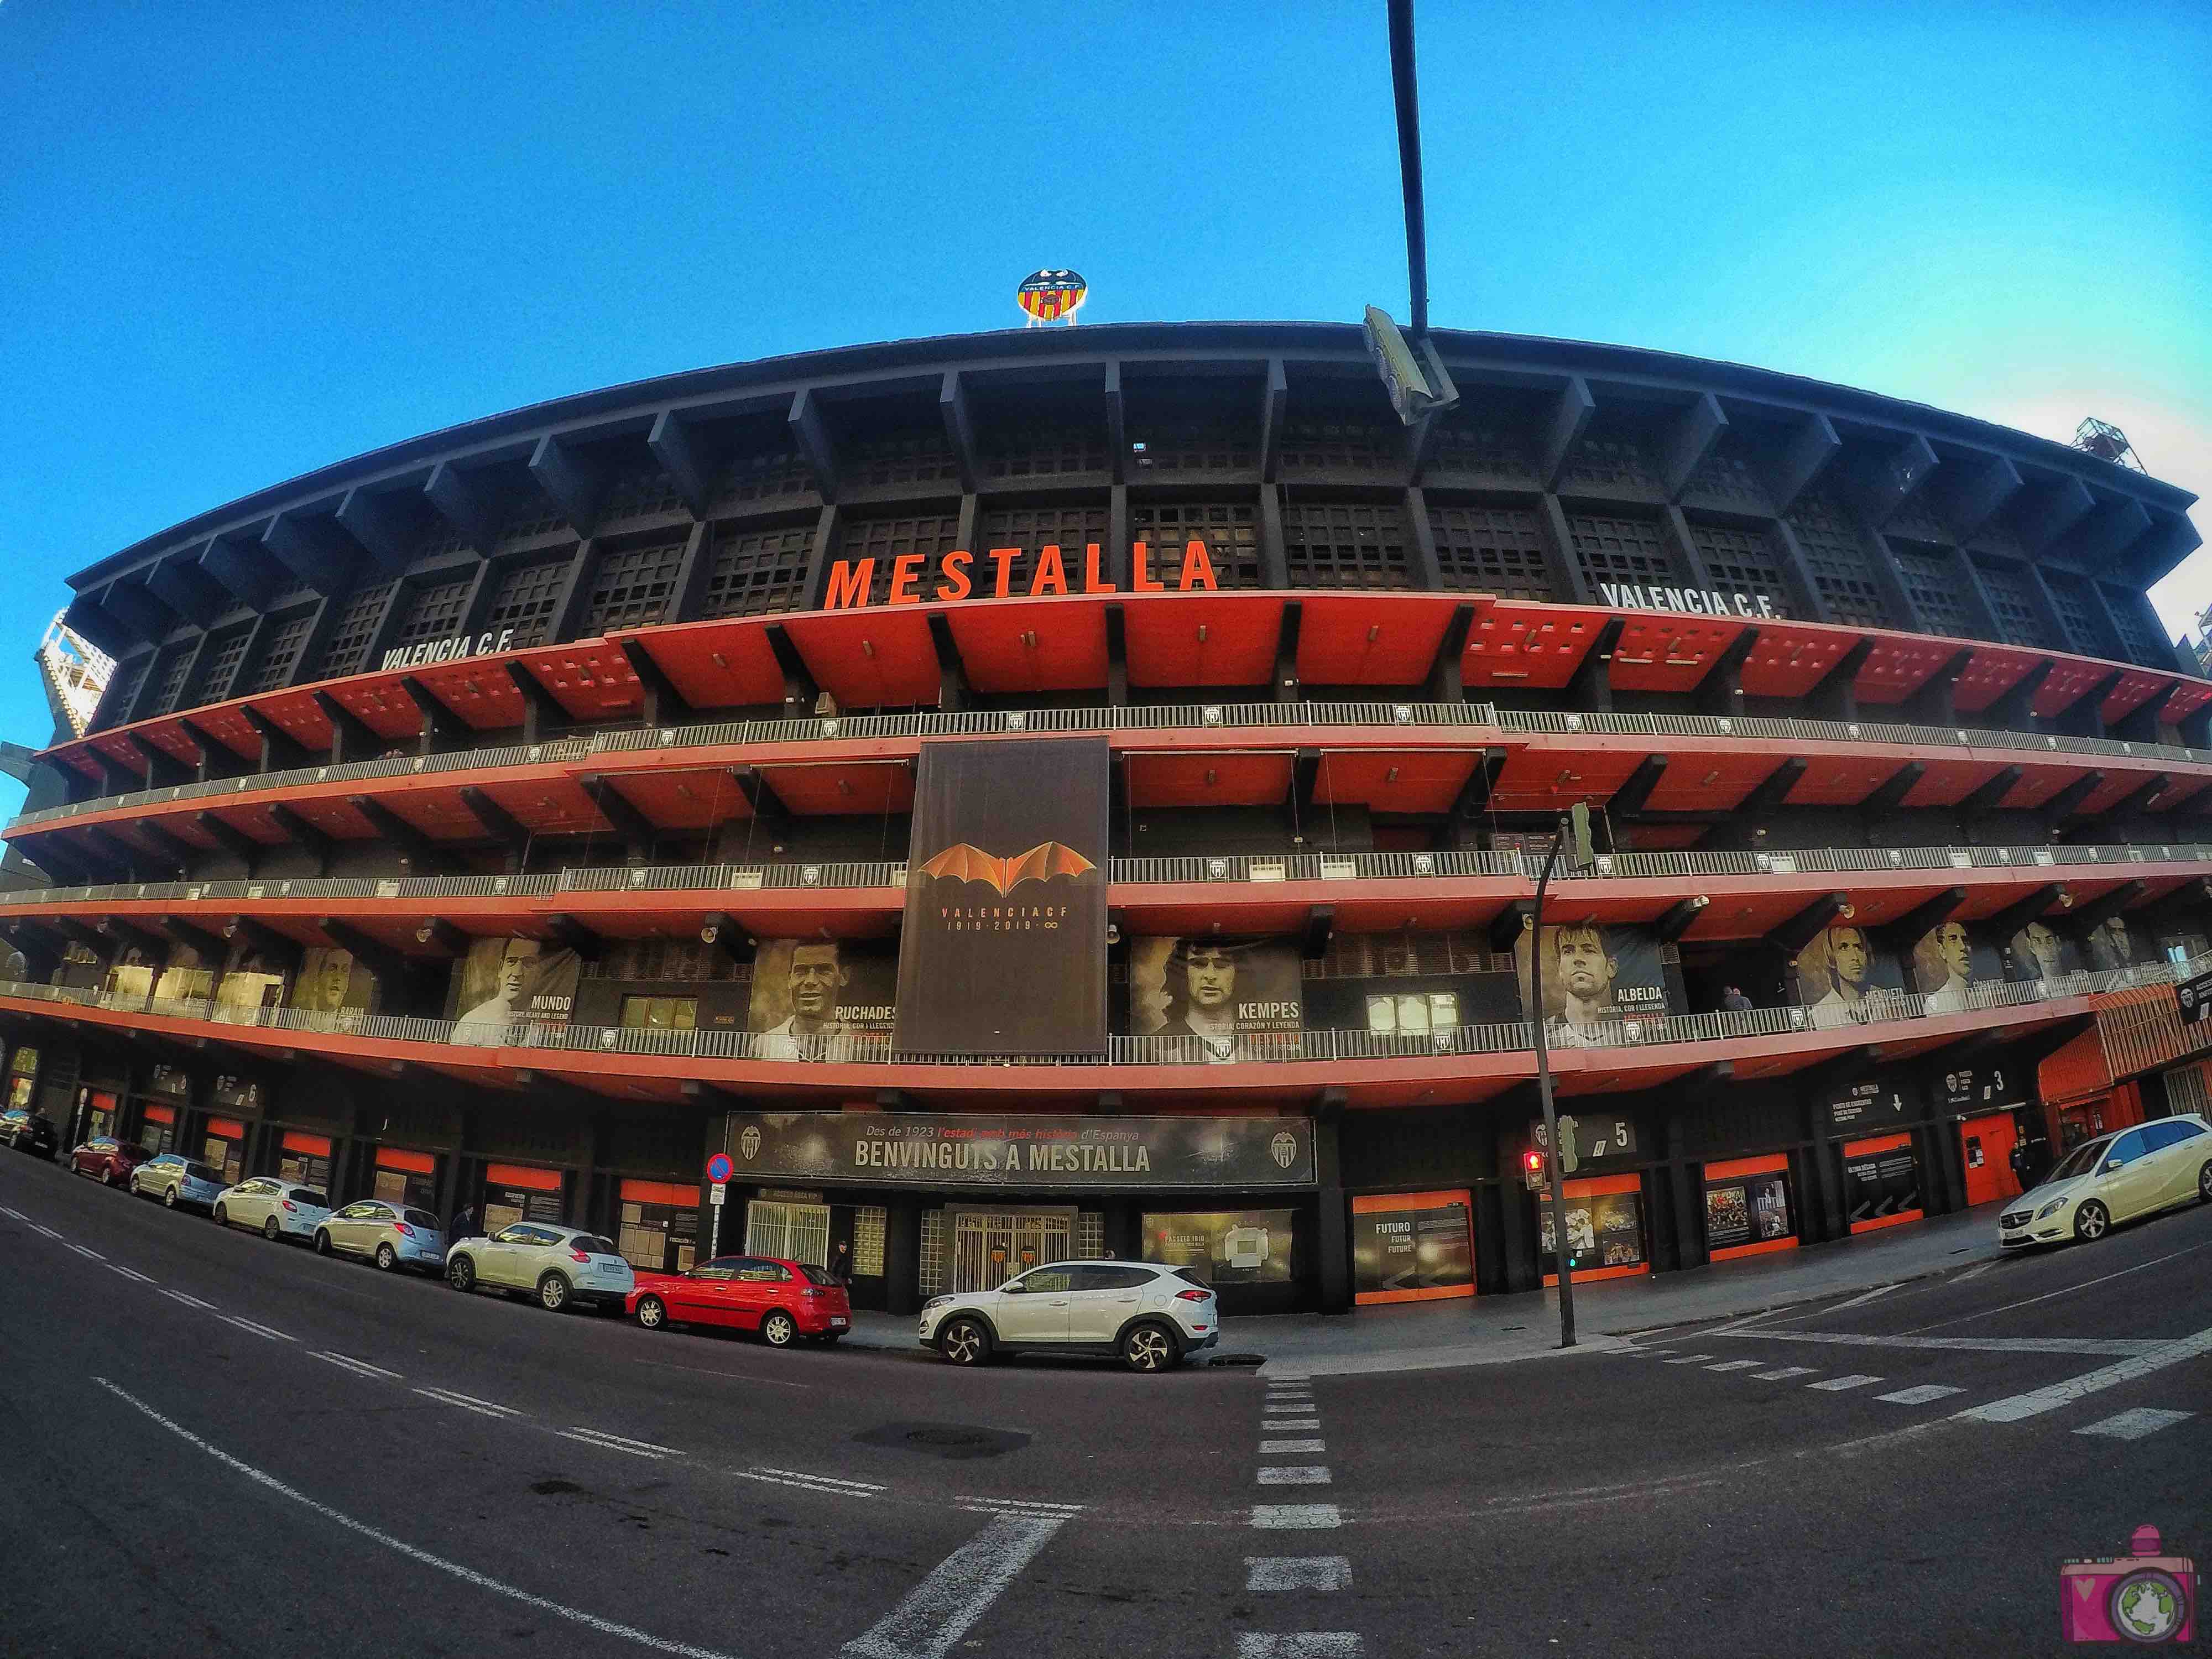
[895,737,1110,1056]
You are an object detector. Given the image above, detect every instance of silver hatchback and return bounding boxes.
[315,1199,448,1274]
[129,1154,227,1213]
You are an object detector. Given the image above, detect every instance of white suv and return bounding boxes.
[445,1224,636,1312]
[919,1260,1219,1373]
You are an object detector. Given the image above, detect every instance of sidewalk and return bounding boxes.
[836,1203,2007,1377]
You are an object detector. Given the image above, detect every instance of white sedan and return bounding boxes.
[2001,1114,2212,1248]
[212,1176,333,1243]
[443,1223,635,1312]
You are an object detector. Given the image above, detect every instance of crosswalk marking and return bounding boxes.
[1662,1353,1715,1364]
[840,1511,1067,1659]
[2074,1408,2194,1442]
[1261,1439,1325,1454]
[1806,1374,1883,1392]
[1258,1467,1331,1486]
[1264,1418,1323,1430]
[1251,1505,1341,1530]
[1828,1283,1900,1311]
[1704,1360,1761,1372]
[1958,1326,2212,1424]
[1752,1367,1818,1380]
[1235,1636,1363,1657]
[1876,1385,1963,1406]
[1246,1557,1352,1592]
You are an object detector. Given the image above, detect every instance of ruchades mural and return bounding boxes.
[723,1110,1316,1189]
[748,938,897,1059]
[1515,922,1676,1047]
[1142,1209,1296,1284]
[288,947,378,1031]
[1129,937,1303,1062]
[447,937,581,1043]
[894,737,1109,1057]
[1911,920,2004,1015]
[1791,924,1908,1029]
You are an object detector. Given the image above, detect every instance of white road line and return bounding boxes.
[1715,1331,2159,1357]
[954,1503,1084,1521]
[1236,1636,1363,1657]
[1827,1283,1899,1311]
[107,1264,154,1284]
[1703,1360,1761,1372]
[1261,1439,1326,1454]
[0,1204,23,1218]
[1905,1238,2212,1334]
[91,1377,738,1659]
[734,1469,881,1499]
[839,1511,1067,1659]
[1257,1467,1332,1486]
[1876,1385,1964,1406]
[160,1288,216,1311]
[1950,1261,1996,1284]
[29,1223,60,1239]
[310,1351,403,1382]
[2074,1408,2194,1442]
[564,1427,682,1455]
[1807,1374,1883,1392]
[413,1386,517,1418]
[757,1467,881,1490]
[1246,1556,1353,1592]
[1752,1367,1818,1381]
[221,1315,294,1343]
[559,1431,665,1460]
[953,1496,1079,1511]
[1662,1353,1715,1364]
[1958,1326,2212,1424]
[1250,1504,1340,1530]
[69,1244,102,1260]
[1264,1418,1322,1431]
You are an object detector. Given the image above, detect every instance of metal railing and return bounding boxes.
[1,839,2209,912]
[10,953,2198,1070]
[20,693,2210,834]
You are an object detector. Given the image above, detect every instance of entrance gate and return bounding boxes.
[951,1209,1073,1293]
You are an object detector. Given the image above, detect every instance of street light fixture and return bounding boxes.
[1530,800,1596,1347]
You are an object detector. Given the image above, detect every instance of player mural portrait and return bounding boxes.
[748,938,897,1060]
[2085,915,2137,974]
[1913,920,2003,1015]
[1792,925,1906,1029]
[2007,919,2077,988]
[1130,937,1304,1063]
[448,936,581,1044]
[288,946,377,1030]
[1514,922,1672,1047]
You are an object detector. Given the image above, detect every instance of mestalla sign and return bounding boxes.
[723,1110,1316,1190]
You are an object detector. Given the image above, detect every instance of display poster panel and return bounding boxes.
[1515,923,1674,1047]
[894,737,1109,1057]
[1911,921,2004,1014]
[724,1109,1316,1189]
[1539,1185,1646,1274]
[1940,1063,2028,1114]
[1350,1191,1475,1303]
[99,948,155,1009]
[1129,937,1304,1062]
[1704,1172,1792,1250]
[1790,924,1910,1029]
[152,947,215,1005]
[747,938,898,1059]
[1825,1075,1912,1134]
[1843,1135,1923,1229]
[2003,920,2082,988]
[212,942,288,1025]
[447,937,582,1043]
[1142,1209,1296,1285]
[286,947,378,1030]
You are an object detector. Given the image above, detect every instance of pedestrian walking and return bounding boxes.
[1721,985,1753,1013]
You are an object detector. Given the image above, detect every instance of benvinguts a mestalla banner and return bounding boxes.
[722,1110,1317,1189]
[894,737,1110,1057]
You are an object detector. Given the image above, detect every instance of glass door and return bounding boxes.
[950,1211,1073,1293]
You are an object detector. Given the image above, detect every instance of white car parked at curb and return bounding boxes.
[2001,1114,2212,1248]
[919,1260,1220,1373]
[444,1223,635,1312]
[212,1176,332,1243]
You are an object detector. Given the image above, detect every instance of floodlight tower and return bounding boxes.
[2073,417,2148,474]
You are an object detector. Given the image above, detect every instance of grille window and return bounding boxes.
[834,513,962,605]
[2043,570,2124,659]
[196,627,254,704]
[1279,411,1400,474]
[1690,525,1795,617]
[701,525,814,618]
[579,541,687,636]
[2100,587,2170,667]
[1891,544,1976,639]
[482,559,571,650]
[311,582,397,680]
[1786,494,1896,629]
[1126,419,1256,474]
[850,434,959,489]
[599,467,687,523]
[1885,493,1949,545]
[1567,513,1684,593]
[1130,502,1262,590]
[417,520,473,560]
[147,648,199,717]
[385,578,473,653]
[985,432,1109,479]
[246,612,314,693]
[1561,434,1660,494]
[99,655,154,727]
[1430,504,1557,600]
[1281,500,1413,589]
[1681,437,1771,513]
[1971,557,2058,650]
[1429,420,1536,482]
[713,448,815,510]
[975,503,1112,594]
[498,503,569,546]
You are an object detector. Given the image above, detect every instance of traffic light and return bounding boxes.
[1522,1148,1547,1191]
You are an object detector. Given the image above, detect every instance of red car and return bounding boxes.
[70,1136,153,1187]
[627,1255,852,1347]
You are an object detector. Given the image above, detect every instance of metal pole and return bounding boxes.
[1531,825,1577,1348]
[1386,0,1431,335]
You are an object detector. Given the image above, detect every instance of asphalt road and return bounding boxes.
[2,1148,2206,1658]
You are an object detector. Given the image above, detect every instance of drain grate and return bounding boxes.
[854,1421,1032,1460]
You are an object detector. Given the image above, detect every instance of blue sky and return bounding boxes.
[2,2,2206,818]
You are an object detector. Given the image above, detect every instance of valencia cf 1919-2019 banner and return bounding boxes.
[894,737,1110,1056]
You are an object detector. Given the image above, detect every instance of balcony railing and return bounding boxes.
[0,841,2206,912]
[13,696,2208,834]
[5,954,2197,1070]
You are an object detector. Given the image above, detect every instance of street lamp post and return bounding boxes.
[1530,803,1593,1348]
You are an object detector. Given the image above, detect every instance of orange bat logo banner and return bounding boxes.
[916,841,1097,896]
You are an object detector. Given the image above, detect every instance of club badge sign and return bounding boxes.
[723,1110,1316,1190]
[894,737,1110,1056]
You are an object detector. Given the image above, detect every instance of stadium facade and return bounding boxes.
[3,320,2209,1316]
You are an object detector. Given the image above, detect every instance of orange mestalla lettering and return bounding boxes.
[1031,544,1068,597]
[1131,540,1165,593]
[1083,542,1115,593]
[1178,539,1218,591]
[936,550,973,601]
[825,559,873,609]
[888,553,925,604]
[989,548,1021,598]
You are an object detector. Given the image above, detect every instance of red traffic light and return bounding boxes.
[1522,1148,1547,1191]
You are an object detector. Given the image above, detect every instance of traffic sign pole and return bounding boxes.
[705,1148,734,1262]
